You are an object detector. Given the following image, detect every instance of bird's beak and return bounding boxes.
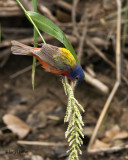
[73,79,78,87]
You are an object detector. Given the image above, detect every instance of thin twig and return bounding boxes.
[87,0,122,151]
[10,62,40,79]
[39,4,57,23]
[86,39,115,68]
[72,0,80,37]
[48,89,67,106]
[56,0,73,12]
[77,9,87,62]
[17,140,67,146]
[86,39,128,85]
[88,144,128,154]
[84,71,109,94]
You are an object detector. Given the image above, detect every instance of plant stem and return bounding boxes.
[32,0,38,90]
[16,0,27,13]
[32,0,37,12]
[16,0,46,43]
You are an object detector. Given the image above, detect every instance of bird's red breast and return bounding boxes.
[34,55,71,75]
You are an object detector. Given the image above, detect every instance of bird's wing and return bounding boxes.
[33,44,76,72]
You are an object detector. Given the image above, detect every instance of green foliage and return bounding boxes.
[62,77,85,160]
[27,11,79,64]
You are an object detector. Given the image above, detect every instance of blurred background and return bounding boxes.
[0,0,128,159]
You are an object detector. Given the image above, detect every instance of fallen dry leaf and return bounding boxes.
[112,131,128,140]
[105,125,120,138]
[102,125,128,143]
[3,114,31,139]
[91,139,111,150]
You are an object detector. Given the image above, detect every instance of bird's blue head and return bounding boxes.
[67,64,85,86]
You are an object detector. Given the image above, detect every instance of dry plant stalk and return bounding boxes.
[87,0,122,151]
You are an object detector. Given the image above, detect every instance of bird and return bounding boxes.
[11,40,84,86]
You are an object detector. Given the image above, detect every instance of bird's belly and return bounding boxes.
[34,55,71,75]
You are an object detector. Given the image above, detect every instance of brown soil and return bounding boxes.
[0,54,128,160]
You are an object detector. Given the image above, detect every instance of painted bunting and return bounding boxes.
[11,41,84,85]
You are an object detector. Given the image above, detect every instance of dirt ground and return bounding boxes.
[0,53,127,160]
[0,0,128,160]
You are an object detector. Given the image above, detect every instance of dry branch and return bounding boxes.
[0,7,23,17]
[87,0,122,151]
[88,144,128,154]
[77,8,88,62]
[56,0,73,12]
[0,0,17,7]
[84,71,109,94]
[86,39,115,68]
[39,4,57,23]
[17,140,67,146]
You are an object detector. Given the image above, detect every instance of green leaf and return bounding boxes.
[27,11,79,64]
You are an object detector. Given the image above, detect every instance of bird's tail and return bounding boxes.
[11,40,36,56]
